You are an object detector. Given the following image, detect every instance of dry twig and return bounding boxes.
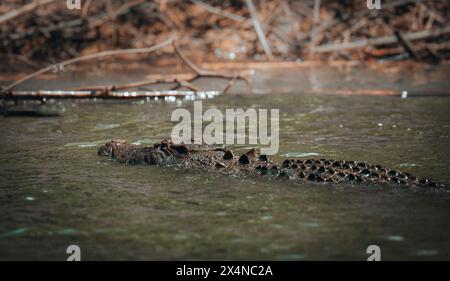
[1,38,175,93]
[0,39,250,100]
[0,0,57,26]
[245,0,274,60]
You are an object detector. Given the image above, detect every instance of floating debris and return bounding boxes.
[1,90,222,101]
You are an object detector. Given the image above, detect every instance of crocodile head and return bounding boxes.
[98,139,190,165]
[97,139,129,158]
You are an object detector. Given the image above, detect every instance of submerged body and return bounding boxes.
[98,139,442,188]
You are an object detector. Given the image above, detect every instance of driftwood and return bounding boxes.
[1,90,220,100]
[66,42,250,95]
[1,38,175,93]
[171,42,250,90]
[0,39,250,100]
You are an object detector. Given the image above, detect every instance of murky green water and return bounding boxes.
[1,66,450,260]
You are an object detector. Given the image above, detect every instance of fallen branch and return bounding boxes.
[1,90,220,100]
[1,38,175,93]
[0,39,250,100]
[65,43,249,94]
[313,25,450,53]
[222,74,239,94]
[69,78,189,92]
[394,31,422,60]
[172,42,250,92]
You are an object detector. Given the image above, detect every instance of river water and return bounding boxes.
[1,64,450,260]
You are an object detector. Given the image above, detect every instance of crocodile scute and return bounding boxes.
[98,139,443,188]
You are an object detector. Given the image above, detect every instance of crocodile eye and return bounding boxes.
[259,154,269,161]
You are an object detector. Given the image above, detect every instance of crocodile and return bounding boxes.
[98,139,443,188]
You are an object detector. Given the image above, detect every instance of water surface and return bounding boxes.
[1,65,450,260]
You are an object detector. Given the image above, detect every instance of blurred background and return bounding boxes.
[0,0,449,72]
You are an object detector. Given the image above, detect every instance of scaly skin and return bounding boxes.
[98,139,443,188]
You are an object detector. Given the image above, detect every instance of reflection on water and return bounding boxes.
[1,65,450,260]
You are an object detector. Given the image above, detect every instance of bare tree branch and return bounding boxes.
[190,0,245,22]
[245,0,274,60]
[1,38,175,93]
[0,0,58,26]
